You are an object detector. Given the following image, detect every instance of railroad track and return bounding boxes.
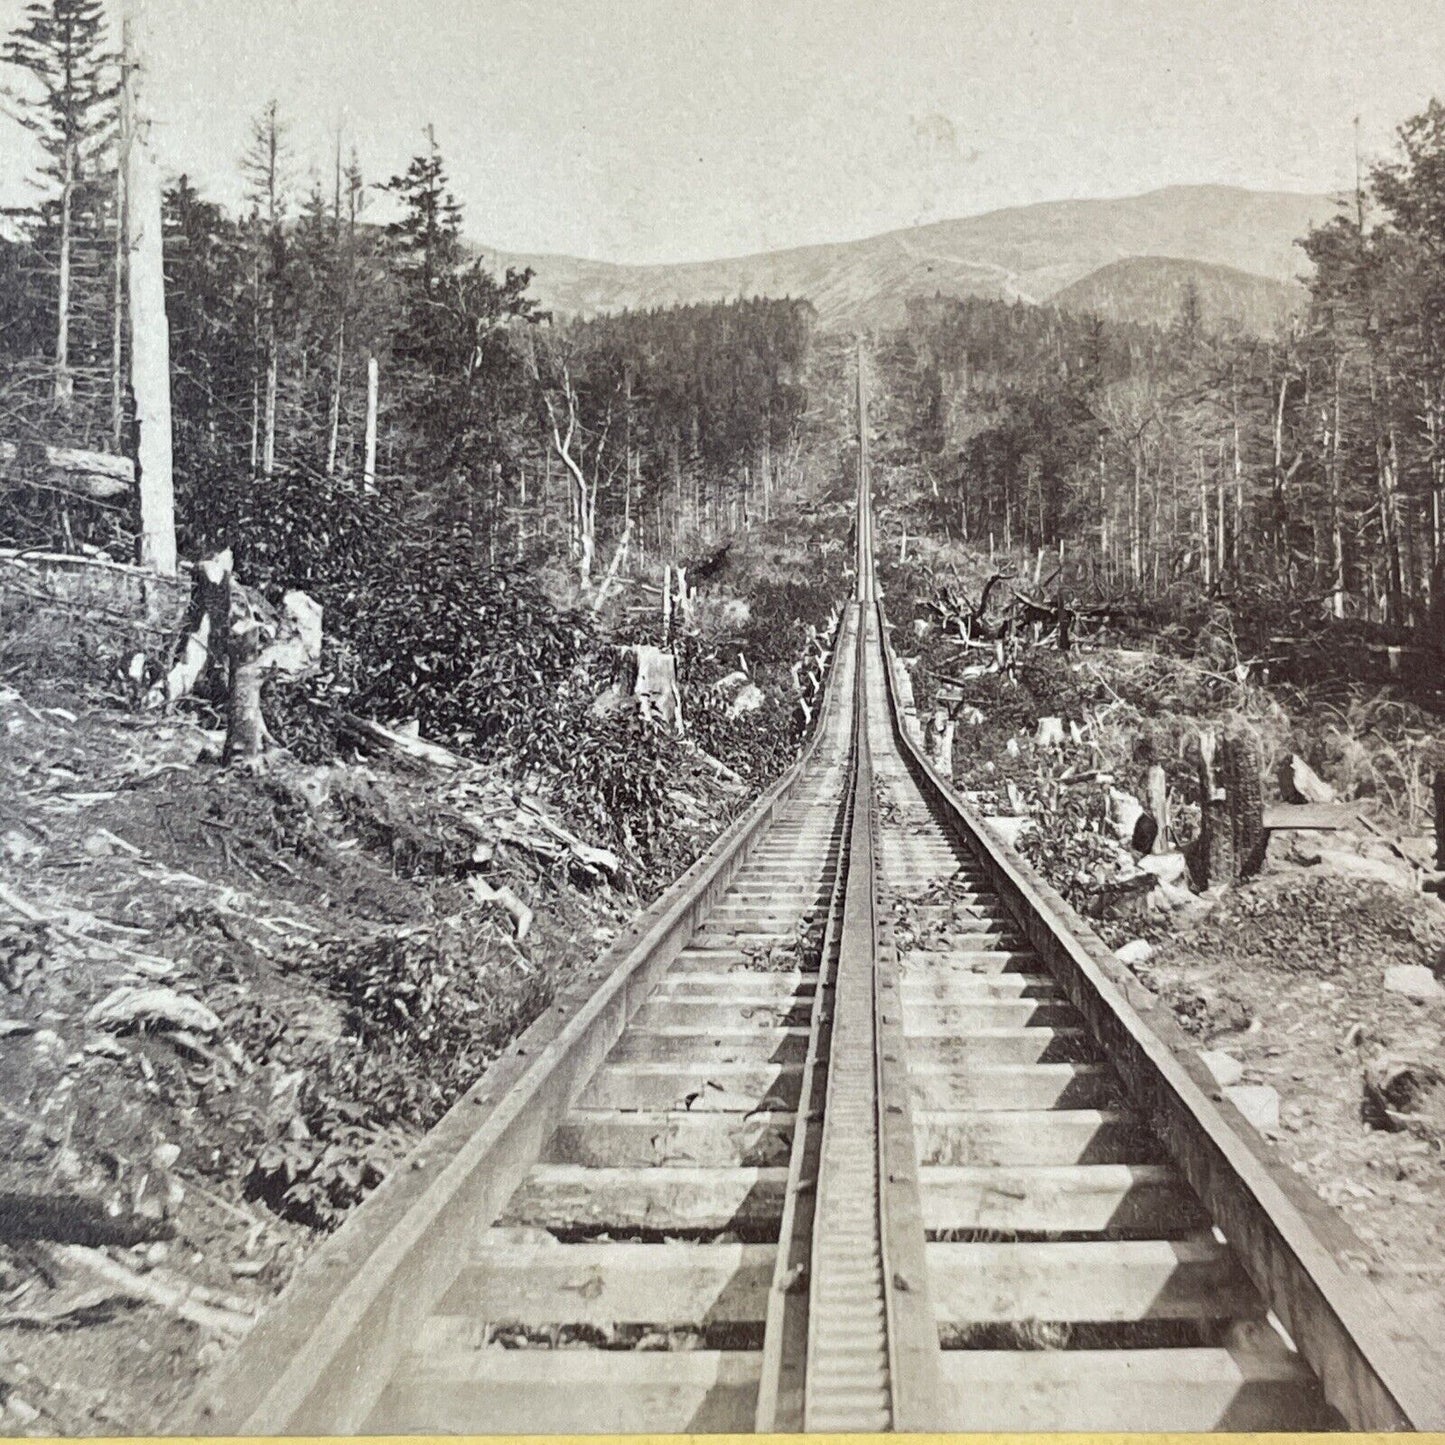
[180,369,1444,1436]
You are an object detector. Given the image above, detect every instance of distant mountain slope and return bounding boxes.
[1052,255,1308,334]
[476,184,1339,332]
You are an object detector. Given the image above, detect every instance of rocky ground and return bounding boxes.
[0,675,747,1433]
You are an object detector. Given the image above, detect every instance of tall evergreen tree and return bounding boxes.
[2,0,117,407]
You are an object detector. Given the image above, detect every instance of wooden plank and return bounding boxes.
[928,1237,1263,1323]
[435,1236,774,1325]
[936,1341,1330,1431]
[1263,802,1358,831]
[921,1163,1208,1235]
[651,971,816,997]
[900,972,1059,999]
[579,1061,803,1111]
[545,1110,794,1168]
[903,998,1077,1029]
[905,1026,1097,1066]
[503,1165,788,1234]
[910,1063,1123,1111]
[901,949,1045,974]
[914,1108,1160,1167]
[367,1345,761,1434]
[633,998,815,1030]
[610,1027,809,1064]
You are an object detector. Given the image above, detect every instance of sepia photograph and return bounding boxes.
[1,0,1444,1433]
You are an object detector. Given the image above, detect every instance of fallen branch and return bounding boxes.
[38,1243,254,1338]
[468,877,533,940]
[341,716,464,771]
[0,1193,173,1249]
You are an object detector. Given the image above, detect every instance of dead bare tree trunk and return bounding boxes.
[55,140,75,405]
[363,353,378,493]
[124,8,177,578]
[1224,728,1265,879]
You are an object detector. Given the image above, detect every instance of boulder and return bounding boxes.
[985,816,1034,848]
[729,682,765,718]
[1225,1083,1279,1131]
[1383,964,1445,1002]
[1139,851,1188,885]
[1115,939,1154,967]
[1199,1049,1244,1088]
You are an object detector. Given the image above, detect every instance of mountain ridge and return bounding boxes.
[474,184,1340,332]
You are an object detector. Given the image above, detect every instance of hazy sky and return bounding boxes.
[0,0,1440,262]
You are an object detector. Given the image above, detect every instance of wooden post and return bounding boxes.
[661,563,672,634]
[363,354,379,493]
[1146,763,1170,854]
[123,5,176,578]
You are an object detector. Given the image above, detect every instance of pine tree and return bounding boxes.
[2,0,117,408]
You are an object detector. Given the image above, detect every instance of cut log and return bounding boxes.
[0,1192,172,1248]
[41,1243,253,1337]
[1261,803,1356,831]
[0,440,135,499]
[342,716,464,771]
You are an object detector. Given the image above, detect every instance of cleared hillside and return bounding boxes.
[476,184,1338,331]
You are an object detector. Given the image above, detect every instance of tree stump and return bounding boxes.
[1435,771,1445,873]
[1197,730,1234,888]
[225,615,268,764]
[1224,727,1265,879]
[1145,763,1170,853]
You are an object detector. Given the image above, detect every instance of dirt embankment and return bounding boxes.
[0,676,751,1434]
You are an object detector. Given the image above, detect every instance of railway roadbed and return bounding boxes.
[174,579,1445,1434]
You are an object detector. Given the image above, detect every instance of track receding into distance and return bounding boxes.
[179,352,1444,1436]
